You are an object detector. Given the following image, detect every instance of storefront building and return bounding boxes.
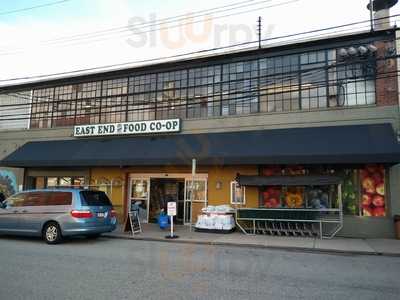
[1,29,400,238]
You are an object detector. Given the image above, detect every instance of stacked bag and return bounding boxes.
[195,205,236,231]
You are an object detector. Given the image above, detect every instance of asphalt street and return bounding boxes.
[0,235,399,300]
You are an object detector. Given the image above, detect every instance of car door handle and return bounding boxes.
[22,210,28,213]
[13,210,18,213]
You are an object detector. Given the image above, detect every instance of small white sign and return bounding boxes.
[167,202,177,216]
[73,119,180,137]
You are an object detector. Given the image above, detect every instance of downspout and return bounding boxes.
[396,28,400,139]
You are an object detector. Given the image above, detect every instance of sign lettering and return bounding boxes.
[73,119,181,137]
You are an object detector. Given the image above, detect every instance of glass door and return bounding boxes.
[129,177,150,223]
[184,178,207,225]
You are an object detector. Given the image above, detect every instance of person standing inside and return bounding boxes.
[0,192,5,204]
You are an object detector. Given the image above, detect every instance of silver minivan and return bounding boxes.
[0,189,117,244]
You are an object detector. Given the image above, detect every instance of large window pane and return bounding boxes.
[222,61,258,116]
[156,70,187,119]
[186,180,206,202]
[31,88,54,128]
[128,73,157,121]
[75,81,102,125]
[188,65,221,118]
[52,85,76,127]
[260,55,300,113]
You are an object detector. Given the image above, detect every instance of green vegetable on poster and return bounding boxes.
[342,170,358,215]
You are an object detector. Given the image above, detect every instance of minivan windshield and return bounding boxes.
[80,191,112,206]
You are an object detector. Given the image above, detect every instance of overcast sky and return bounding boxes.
[0,0,399,86]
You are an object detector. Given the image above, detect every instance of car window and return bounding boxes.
[80,191,112,206]
[24,193,48,206]
[47,192,72,206]
[5,193,27,208]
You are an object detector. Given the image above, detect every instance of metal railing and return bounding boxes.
[235,208,343,239]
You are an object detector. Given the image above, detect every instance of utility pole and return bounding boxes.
[369,0,374,32]
[257,16,262,49]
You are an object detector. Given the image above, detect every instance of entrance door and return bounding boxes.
[149,178,185,224]
[184,178,207,225]
[129,178,150,223]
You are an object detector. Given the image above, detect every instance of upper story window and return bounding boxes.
[52,85,76,127]
[75,81,102,125]
[222,60,258,116]
[156,70,187,120]
[0,91,30,130]
[188,65,221,118]
[260,54,300,112]
[31,88,53,129]
[102,78,128,97]
[127,73,157,122]
[23,37,386,130]
[100,79,128,123]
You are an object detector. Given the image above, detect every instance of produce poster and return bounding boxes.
[360,165,385,217]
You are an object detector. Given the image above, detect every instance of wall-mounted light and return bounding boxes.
[216,181,222,190]
[367,44,378,53]
[358,46,369,55]
[347,47,358,56]
[338,48,348,58]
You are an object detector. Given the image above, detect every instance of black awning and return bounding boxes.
[237,175,342,186]
[2,123,400,168]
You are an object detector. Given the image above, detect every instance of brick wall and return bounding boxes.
[375,40,398,106]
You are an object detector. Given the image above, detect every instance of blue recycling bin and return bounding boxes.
[158,213,169,229]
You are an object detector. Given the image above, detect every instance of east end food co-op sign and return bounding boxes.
[73,119,181,137]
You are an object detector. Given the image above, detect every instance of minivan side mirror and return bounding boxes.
[0,202,6,209]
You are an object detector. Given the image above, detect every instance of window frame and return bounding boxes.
[230,181,246,205]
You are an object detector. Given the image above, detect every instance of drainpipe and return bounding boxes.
[396,29,400,139]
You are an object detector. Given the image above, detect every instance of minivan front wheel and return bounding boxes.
[43,222,62,244]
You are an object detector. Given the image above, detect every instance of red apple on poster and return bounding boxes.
[362,177,375,193]
[377,165,385,175]
[265,198,279,208]
[360,169,368,180]
[362,205,373,216]
[366,165,377,174]
[270,198,280,208]
[372,207,385,217]
[362,194,373,206]
[372,173,382,184]
[376,182,385,196]
[372,195,385,207]
[267,188,280,198]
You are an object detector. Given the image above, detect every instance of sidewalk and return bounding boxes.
[104,224,400,256]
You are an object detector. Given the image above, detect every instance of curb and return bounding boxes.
[102,233,400,257]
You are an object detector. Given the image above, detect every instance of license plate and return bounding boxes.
[97,212,106,218]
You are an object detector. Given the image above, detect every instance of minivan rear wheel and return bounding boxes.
[43,222,62,244]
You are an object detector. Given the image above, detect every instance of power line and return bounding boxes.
[0,12,397,85]
[0,55,396,118]
[40,0,271,44]
[1,50,392,105]
[0,0,297,55]
[0,0,73,17]
[0,66,397,122]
